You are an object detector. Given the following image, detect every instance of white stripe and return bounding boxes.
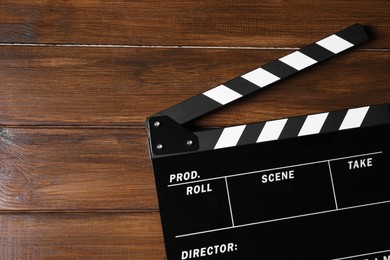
[316,34,354,54]
[203,85,242,105]
[339,106,370,130]
[214,125,246,149]
[257,119,288,143]
[298,112,329,136]
[241,68,280,88]
[279,51,317,71]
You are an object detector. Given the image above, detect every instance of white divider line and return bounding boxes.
[175,199,390,239]
[327,161,339,210]
[331,249,390,260]
[225,177,235,227]
[167,151,382,187]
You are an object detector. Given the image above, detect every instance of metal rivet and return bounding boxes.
[186,140,193,146]
[154,121,160,127]
[156,144,163,149]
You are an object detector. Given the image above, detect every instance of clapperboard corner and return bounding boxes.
[146,24,375,158]
[146,24,390,260]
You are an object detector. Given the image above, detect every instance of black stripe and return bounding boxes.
[262,60,297,79]
[150,24,368,124]
[237,122,265,146]
[335,24,369,45]
[224,77,260,96]
[361,104,390,127]
[320,110,348,133]
[195,128,224,151]
[279,116,306,139]
[159,94,221,125]
[194,104,389,152]
[300,43,334,62]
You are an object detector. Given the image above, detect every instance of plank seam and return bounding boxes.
[0,43,387,51]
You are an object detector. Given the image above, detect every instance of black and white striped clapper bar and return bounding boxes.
[146,24,390,260]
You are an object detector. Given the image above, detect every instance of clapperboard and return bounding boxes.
[146,24,390,260]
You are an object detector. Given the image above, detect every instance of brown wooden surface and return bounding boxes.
[1,47,389,127]
[0,212,165,259]
[0,128,157,211]
[0,1,389,48]
[0,1,389,259]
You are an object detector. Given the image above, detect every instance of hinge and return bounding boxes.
[146,116,199,158]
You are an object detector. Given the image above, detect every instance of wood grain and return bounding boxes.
[0,127,157,211]
[0,1,389,48]
[1,1,389,259]
[0,46,389,127]
[0,212,165,259]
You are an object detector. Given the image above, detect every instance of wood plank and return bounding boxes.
[0,46,389,126]
[0,127,158,211]
[0,1,389,48]
[0,212,165,259]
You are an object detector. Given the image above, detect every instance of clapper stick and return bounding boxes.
[151,24,369,125]
[147,24,371,158]
[194,104,390,152]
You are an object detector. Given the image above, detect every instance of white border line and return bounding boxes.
[331,249,390,260]
[327,161,339,209]
[168,151,383,187]
[175,199,390,238]
[224,177,235,227]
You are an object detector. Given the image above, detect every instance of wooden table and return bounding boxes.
[0,1,389,259]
